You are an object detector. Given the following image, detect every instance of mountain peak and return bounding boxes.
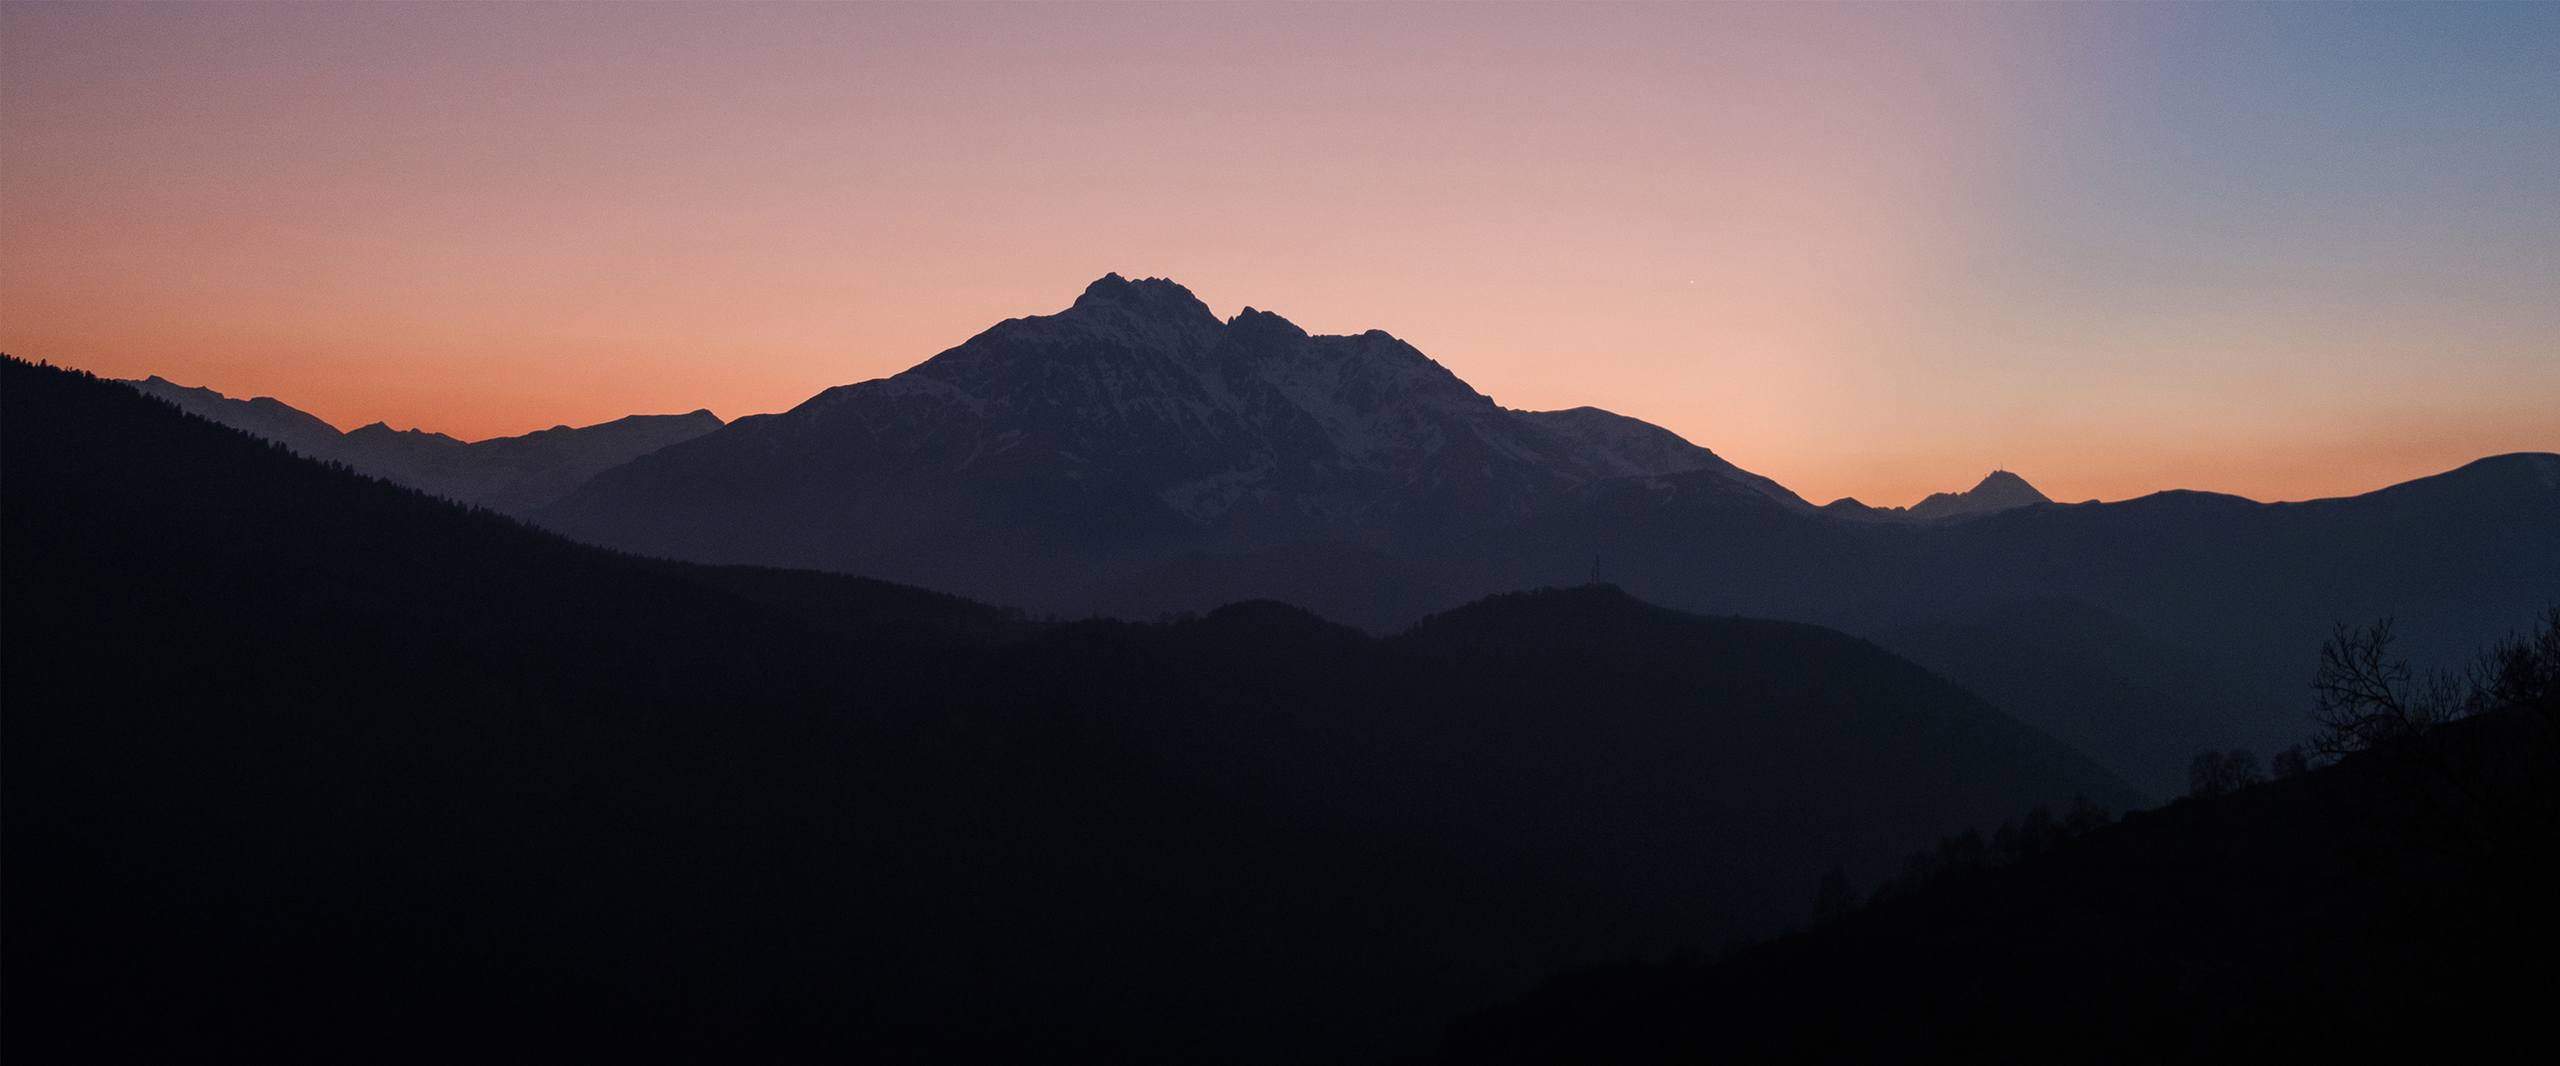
[1226,305,1308,342]
[1902,468,2050,521]
[1969,469,2048,503]
[1070,273,1214,320]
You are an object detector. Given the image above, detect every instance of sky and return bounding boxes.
[4,3,2554,507]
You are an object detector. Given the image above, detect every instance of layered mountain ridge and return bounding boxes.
[84,274,2560,796]
[4,354,2139,1061]
[1824,468,2056,523]
[521,275,2560,795]
[124,374,721,514]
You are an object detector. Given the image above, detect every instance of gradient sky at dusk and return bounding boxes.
[5,3,2554,506]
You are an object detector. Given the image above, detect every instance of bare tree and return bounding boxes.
[2305,609,2560,879]
[2467,606,2560,724]
[2062,795,2111,836]
[2271,745,2310,779]
[2309,619,2465,761]
[2188,748,2264,798]
[2188,751,2227,797]
[2224,749,2263,788]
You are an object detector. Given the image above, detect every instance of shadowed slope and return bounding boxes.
[0,354,2148,1062]
[1440,694,2559,1063]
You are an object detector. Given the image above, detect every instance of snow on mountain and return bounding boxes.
[534,274,1807,601]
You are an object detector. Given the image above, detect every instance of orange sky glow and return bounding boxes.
[5,3,2553,506]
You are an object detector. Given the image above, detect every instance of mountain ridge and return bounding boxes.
[513,276,2559,796]
[121,374,723,514]
[73,271,2560,797]
[1823,468,2054,523]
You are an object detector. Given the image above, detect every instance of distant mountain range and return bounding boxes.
[523,275,2098,610]
[525,276,2560,794]
[1822,468,2055,523]
[123,374,722,514]
[95,277,2560,794]
[4,355,2137,1060]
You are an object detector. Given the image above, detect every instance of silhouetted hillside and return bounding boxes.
[1053,587,2142,967]
[1438,628,2560,1063]
[4,355,2131,1062]
[1880,598,2277,796]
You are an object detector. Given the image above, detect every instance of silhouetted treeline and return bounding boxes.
[1440,611,2560,1063]
[1852,794,2115,914]
[2188,747,2266,797]
[2299,608,2560,878]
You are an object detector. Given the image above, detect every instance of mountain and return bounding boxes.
[1912,468,2052,519]
[4,354,2134,1062]
[1576,452,2560,790]
[1821,468,2054,523]
[123,373,723,513]
[530,275,2559,795]
[535,274,1803,608]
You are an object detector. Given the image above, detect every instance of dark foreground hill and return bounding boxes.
[1,356,2132,1062]
[1439,638,2560,1063]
